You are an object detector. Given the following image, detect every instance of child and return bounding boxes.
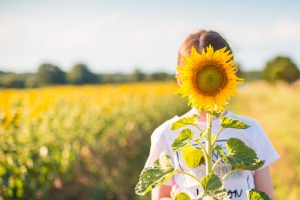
[144,29,280,200]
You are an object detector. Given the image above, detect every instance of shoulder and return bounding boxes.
[151,116,179,143]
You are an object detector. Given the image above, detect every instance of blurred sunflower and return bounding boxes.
[176,45,243,112]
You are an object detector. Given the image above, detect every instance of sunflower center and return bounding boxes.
[196,65,226,95]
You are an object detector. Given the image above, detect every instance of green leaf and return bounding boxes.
[213,191,230,200]
[174,192,192,200]
[170,114,199,130]
[201,173,223,192]
[182,145,205,168]
[215,138,264,171]
[171,129,194,152]
[220,117,251,129]
[135,152,176,195]
[247,189,271,200]
[199,173,229,200]
[199,106,224,117]
[200,191,230,200]
[0,165,7,176]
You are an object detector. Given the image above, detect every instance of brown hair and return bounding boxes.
[177,30,232,66]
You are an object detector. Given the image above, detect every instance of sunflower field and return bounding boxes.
[0,82,189,200]
[0,81,299,200]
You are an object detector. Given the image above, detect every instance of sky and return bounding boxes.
[0,0,300,74]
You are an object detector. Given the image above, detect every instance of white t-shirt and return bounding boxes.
[145,110,280,200]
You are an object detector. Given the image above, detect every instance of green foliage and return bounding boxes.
[215,138,264,171]
[0,83,189,200]
[37,63,66,85]
[182,145,205,168]
[170,114,199,130]
[174,192,192,200]
[171,129,194,152]
[199,107,224,117]
[135,152,176,195]
[262,56,299,83]
[130,69,146,82]
[136,115,268,199]
[220,117,251,129]
[24,74,39,88]
[98,73,129,83]
[199,173,229,200]
[67,64,97,84]
[0,123,58,199]
[0,67,176,88]
[150,72,173,81]
[136,89,270,199]
[0,73,31,88]
[247,189,271,200]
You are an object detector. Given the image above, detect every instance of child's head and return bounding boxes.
[177,29,232,66]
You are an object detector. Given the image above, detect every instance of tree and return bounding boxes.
[0,73,25,88]
[262,56,299,83]
[25,75,39,88]
[130,69,145,82]
[37,63,66,85]
[67,64,96,85]
[150,72,171,81]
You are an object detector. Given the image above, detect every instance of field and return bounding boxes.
[0,81,299,199]
[230,80,300,200]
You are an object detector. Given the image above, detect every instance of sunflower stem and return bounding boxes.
[195,140,209,159]
[205,113,213,174]
[212,158,222,173]
[212,127,225,147]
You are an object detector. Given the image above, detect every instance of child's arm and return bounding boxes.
[151,185,172,200]
[254,166,275,199]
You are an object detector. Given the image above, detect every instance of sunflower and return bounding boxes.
[175,45,244,112]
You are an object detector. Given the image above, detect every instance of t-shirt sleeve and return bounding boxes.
[254,122,280,170]
[144,125,175,186]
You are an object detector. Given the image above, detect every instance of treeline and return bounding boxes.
[0,64,174,88]
[0,55,299,88]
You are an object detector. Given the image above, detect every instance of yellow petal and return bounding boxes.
[176,44,242,111]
